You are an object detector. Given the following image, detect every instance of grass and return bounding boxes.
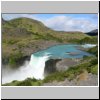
[78,36,98,44]
[8,51,23,67]
[68,36,98,44]
[16,78,42,86]
[87,46,98,57]
[43,72,65,83]
[90,64,98,75]
[31,32,63,42]
[3,78,43,86]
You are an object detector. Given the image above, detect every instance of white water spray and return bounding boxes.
[82,44,97,48]
[2,53,50,84]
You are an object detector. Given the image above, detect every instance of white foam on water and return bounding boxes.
[82,44,97,48]
[2,53,51,84]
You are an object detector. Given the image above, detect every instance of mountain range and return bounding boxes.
[85,29,98,36]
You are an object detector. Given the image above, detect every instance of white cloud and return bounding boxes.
[42,16,98,32]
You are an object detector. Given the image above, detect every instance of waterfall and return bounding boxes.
[28,53,50,79]
[2,53,50,84]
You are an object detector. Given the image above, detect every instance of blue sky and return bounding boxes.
[2,14,98,32]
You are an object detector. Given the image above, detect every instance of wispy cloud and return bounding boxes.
[2,14,98,32]
[43,15,98,32]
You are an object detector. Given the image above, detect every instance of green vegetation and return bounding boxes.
[78,36,98,44]
[8,51,23,67]
[43,72,65,83]
[3,39,18,45]
[87,46,98,57]
[3,78,43,86]
[68,36,98,44]
[31,32,63,42]
[90,64,98,75]
[15,78,42,86]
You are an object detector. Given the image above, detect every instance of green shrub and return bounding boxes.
[79,37,98,44]
[17,80,32,86]
[8,51,23,67]
[87,46,98,57]
[90,65,98,75]
[43,72,65,83]
[9,57,16,65]
[7,40,18,44]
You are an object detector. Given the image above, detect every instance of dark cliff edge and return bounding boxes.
[44,59,61,76]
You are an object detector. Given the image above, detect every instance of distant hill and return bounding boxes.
[2,17,88,50]
[85,29,98,36]
[2,17,88,36]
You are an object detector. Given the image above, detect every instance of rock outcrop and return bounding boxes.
[44,59,61,76]
[44,58,80,76]
[56,58,79,71]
